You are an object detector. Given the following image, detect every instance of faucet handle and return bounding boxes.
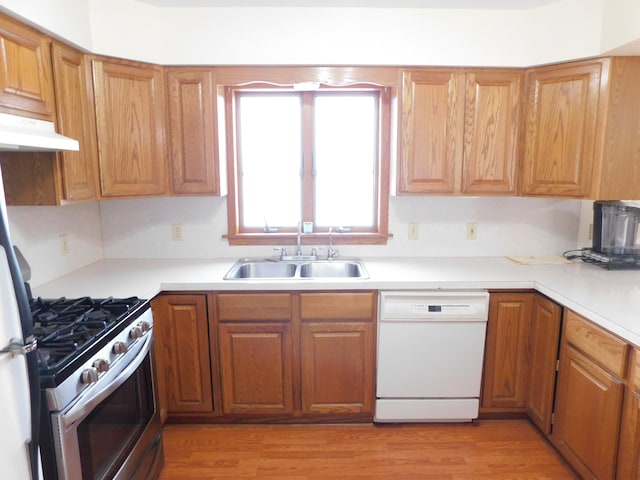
[273,247,287,259]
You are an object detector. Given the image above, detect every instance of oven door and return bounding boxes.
[51,332,163,480]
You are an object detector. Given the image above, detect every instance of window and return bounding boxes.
[226,83,390,246]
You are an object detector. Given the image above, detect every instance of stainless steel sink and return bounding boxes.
[223,258,368,280]
[299,260,367,278]
[223,260,297,279]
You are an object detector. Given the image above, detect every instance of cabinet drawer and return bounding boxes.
[564,310,628,378]
[216,293,292,322]
[299,292,376,321]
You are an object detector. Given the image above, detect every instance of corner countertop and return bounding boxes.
[31,256,640,347]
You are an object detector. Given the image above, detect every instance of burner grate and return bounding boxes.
[30,296,144,374]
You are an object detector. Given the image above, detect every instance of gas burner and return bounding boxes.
[30,296,147,379]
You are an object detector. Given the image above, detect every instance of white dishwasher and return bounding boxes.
[375,290,489,423]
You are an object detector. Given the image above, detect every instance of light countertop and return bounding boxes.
[32,256,640,347]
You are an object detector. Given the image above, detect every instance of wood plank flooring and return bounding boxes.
[158,420,577,479]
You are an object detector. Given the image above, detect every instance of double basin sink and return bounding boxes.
[224,257,369,280]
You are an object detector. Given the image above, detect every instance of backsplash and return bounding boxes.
[7,202,103,287]
[8,195,587,287]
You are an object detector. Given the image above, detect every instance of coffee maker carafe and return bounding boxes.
[593,200,640,256]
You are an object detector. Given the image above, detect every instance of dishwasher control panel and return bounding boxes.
[380,291,489,321]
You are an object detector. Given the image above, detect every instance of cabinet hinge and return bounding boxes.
[551,413,555,425]
[556,359,560,371]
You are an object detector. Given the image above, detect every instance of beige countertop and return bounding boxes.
[32,256,640,347]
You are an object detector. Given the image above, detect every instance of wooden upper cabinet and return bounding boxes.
[167,68,223,196]
[521,56,640,199]
[92,58,168,197]
[398,69,464,194]
[595,57,640,200]
[51,43,98,202]
[521,60,602,197]
[398,68,521,195]
[462,70,521,194]
[0,43,99,206]
[0,13,55,120]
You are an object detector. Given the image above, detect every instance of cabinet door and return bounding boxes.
[397,69,465,194]
[152,295,213,421]
[0,13,55,120]
[51,43,98,202]
[218,322,293,415]
[481,292,532,411]
[521,60,602,197]
[462,70,521,194]
[93,58,168,197]
[553,344,624,480]
[526,294,562,435]
[618,348,640,479]
[300,322,374,416]
[167,68,220,195]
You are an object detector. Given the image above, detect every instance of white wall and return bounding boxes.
[601,0,640,54]
[0,0,626,287]
[0,0,93,50]
[86,0,606,66]
[0,0,617,66]
[6,202,103,286]
[98,195,582,260]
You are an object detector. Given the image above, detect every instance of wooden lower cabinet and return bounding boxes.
[218,322,294,415]
[300,321,374,415]
[552,310,629,480]
[618,348,640,479]
[213,291,376,421]
[481,292,533,412]
[299,292,376,419]
[151,294,214,423]
[526,294,562,434]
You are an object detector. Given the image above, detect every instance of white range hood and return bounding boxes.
[0,112,79,152]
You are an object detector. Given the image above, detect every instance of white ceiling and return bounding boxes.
[135,0,563,9]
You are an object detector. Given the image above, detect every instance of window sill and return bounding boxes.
[224,232,392,246]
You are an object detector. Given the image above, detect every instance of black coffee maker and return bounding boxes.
[582,201,640,268]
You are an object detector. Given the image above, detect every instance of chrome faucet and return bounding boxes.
[296,221,303,256]
[327,227,340,260]
[274,221,318,261]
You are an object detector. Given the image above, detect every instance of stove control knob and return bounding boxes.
[129,326,143,340]
[81,367,99,385]
[93,358,110,373]
[138,320,151,334]
[112,341,128,355]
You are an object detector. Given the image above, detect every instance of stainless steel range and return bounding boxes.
[33,296,164,480]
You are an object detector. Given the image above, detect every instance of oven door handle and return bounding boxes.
[61,333,152,428]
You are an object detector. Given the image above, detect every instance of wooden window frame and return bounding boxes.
[224,76,392,247]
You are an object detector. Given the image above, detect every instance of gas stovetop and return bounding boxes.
[30,296,149,386]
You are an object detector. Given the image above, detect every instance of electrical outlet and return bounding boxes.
[59,234,70,255]
[408,223,419,240]
[589,223,593,240]
[172,224,184,241]
[466,223,478,240]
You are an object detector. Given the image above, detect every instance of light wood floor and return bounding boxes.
[158,420,577,479]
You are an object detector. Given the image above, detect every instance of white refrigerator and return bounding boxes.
[0,112,79,480]
[0,172,40,479]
